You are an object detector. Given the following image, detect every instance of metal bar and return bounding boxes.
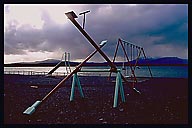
[121,39,141,49]
[109,39,120,79]
[83,14,85,29]
[126,43,129,76]
[130,44,132,61]
[133,50,141,70]
[79,10,91,15]
[47,60,62,75]
[64,52,69,75]
[67,53,72,72]
[141,48,153,78]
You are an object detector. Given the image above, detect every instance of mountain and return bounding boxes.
[4,57,188,67]
[4,59,79,67]
[32,59,60,64]
[130,57,188,66]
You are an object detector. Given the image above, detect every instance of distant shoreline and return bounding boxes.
[4,63,188,67]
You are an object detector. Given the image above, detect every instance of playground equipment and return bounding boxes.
[23,40,108,115]
[70,69,126,108]
[23,11,141,115]
[47,52,71,75]
[119,39,153,78]
[79,10,90,29]
[109,38,153,85]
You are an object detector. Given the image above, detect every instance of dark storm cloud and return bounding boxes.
[4,4,188,60]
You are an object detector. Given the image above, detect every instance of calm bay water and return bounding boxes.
[4,66,188,78]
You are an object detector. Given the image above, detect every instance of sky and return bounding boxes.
[4,4,188,64]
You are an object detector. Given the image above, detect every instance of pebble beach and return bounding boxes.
[4,74,188,124]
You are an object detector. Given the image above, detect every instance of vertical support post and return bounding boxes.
[109,39,120,80]
[70,73,84,101]
[67,52,71,73]
[130,44,132,61]
[64,52,69,75]
[119,39,138,84]
[113,71,125,108]
[70,73,76,101]
[113,73,120,108]
[76,73,84,98]
[118,72,125,102]
[133,49,141,70]
[141,48,153,78]
[126,43,129,76]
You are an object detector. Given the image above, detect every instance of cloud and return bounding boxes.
[4,4,188,63]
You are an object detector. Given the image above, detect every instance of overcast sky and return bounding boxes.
[4,4,188,64]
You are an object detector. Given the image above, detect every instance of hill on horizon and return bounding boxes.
[4,57,188,67]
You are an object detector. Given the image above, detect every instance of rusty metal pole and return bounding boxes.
[141,48,153,78]
[133,49,141,70]
[108,39,120,79]
[119,38,138,83]
[67,52,71,73]
[79,10,90,29]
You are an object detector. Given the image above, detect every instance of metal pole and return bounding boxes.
[79,10,90,29]
[64,52,68,75]
[130,44,132,61]
[141,48,153,78]
[134,49,141,70]
[83,14,85,29]
[67,52,71,73]
[109,39,120,79]
[126,43,129,76]
[119,38,138,83]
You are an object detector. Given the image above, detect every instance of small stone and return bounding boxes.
[99,118,104,121]
[119,108,124,112]
[60,111,63,114]
[102,121,107,124]
[37,119,42,122]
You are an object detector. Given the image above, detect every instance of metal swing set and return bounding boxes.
[23,10,152,115]
[109,38,153,87]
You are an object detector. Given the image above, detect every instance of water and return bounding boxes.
[4,66,188,78]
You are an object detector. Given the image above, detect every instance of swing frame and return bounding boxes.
[110,38,153,84]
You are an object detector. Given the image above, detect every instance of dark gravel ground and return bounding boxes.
[4,74,188,124]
